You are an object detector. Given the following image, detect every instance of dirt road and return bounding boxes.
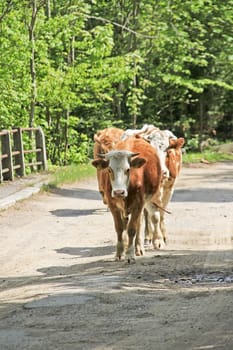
[0,162,232,350]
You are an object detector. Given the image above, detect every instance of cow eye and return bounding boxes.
[125,168,130,175]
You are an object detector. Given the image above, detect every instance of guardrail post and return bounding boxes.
[1,131,14,181]
[13,127,25,177]
[35,127,47,171]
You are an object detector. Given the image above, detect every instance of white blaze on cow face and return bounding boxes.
[104,150,145,198]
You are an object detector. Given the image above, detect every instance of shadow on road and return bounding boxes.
[50,208,106,217]
[50,187,101,200]
[55,245,115,257]
[172,187,233,203]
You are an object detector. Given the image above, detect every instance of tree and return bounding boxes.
[0,0,233,163]
[0,1,31,129]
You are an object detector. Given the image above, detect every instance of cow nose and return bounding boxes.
[113,189,126,197]
[162,168,169,178]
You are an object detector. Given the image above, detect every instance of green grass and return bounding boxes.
[183,151,233,163]
[44,162,96,190]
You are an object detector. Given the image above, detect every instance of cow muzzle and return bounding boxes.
[112,189,128,198]
[162,167,170,179]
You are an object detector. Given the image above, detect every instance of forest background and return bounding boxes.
[0,0,233,165]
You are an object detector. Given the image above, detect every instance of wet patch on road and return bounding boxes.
[169,272,233,286]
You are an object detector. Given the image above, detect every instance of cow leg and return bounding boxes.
[152,210,165,249]
[160,177,175,243]
[126,230,136,262]
[146,203,165,250]
[126,210,142,262]
[109,206,125,260]
[143,208,153,247]
[115,223,125,260]
[160,210,167,243]
[135,220,144,257]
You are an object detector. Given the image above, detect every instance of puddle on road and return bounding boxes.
[170,273,233,286]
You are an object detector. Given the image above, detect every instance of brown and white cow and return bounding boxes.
[120,125,184,249]
[92,137,162,262]
[121,125,177,178]
[144,136,185,247]
[93,127,124,204]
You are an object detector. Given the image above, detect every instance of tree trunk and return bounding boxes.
[131,0,139,128]
[64,35,75,164]
[199,94,204,150]
[29,0,37,129]
[45,0,51,18]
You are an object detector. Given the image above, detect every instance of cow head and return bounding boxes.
[92,150,146,198]
[143,131,173,178]
[94,134,115,155]
[93,127,125,157]
[166,137,185,178]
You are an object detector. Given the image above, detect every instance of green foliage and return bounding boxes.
[0,0,232,164]
[66,132,90,164]
[0,5,31,128]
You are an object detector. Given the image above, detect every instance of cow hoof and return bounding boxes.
[135,251,142,256]
[115,255,125,262]
[127,257,136,264]
[153,239,165,250]
[126,251,136,263]
[144,239,152,248]
[135,246,144,256]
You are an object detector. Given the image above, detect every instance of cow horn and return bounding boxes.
[97,153,106,158]
[130,152,140,158]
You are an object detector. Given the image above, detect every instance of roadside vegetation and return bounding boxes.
[183,141,233,163]
[183,150,233,163]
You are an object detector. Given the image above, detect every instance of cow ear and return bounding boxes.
[169,137,185,148]
[130,157,146,168]
[168,138,177,148]
[94,134,100,143]
[177,137,185,148]
[92,159,109,169]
